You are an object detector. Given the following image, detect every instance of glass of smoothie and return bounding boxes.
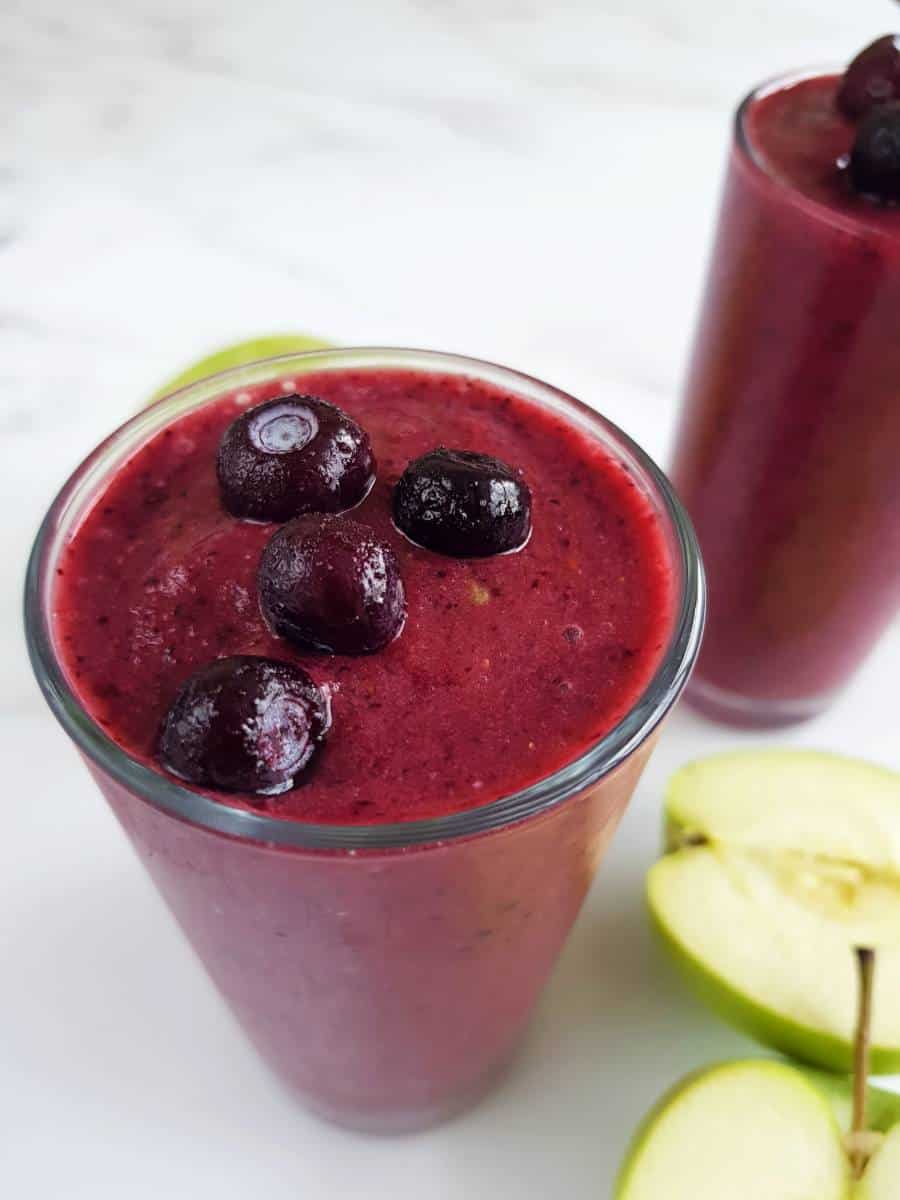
[673,36,900,727]
[25,348,703,1132]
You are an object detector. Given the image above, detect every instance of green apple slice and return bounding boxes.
[615,1059,900,1199]
[648,750,900,1071]
[615,1060,851,1199]
[147,333,332,403]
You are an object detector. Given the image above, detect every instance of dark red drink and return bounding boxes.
[26,349,702,1130]
[674,69,900,726]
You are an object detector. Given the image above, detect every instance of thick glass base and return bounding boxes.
[685,675,833,729]
[299,1054,514,1135]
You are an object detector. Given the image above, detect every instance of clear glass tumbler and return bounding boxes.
[26,349,704,1132]
[673,70,900,727]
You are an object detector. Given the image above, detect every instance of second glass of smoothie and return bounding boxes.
[674,51,900,726]
[26,349,703,1132]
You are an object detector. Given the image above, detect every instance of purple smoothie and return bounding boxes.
[53,368,674,821]
[29,350,701,1130]
[673,67,900,726]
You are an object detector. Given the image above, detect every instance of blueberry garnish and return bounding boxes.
[258,514,406,654]
[837,35,900,118]
[849,101,900,202]
[393,448,531,558]
[217,394,375,522]
[158,655,331,796]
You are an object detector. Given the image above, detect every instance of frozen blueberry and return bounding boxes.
[837,35,900,118]
[258,514,406,654]
[158,655,331,796]
[849,101,900,202]
[216,394,375,522]
[393,448,531,557]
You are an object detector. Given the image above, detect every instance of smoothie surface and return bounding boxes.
[53,368,674,822]
[746,72,900,230]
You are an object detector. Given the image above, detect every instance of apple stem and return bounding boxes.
[851,946,876,1179]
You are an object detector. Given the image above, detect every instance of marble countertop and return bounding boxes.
[3,1,898,1196]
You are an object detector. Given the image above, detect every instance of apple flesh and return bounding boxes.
[615,1060,850,1199]
[648,751,900,1071]
[859,1125,900,1198]
[615,1060,900,1199]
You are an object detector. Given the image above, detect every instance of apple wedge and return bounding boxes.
[648,750,900,1071]
[147,333,332,404]
[615,1060,851,1199]
[614,1059,900,1199]
[617,938,900,1198]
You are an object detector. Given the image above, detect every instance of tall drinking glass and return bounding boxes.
[26,349,704,1132]
[673,70,900,727]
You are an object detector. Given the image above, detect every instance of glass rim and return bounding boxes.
[734,64,900,240]
[24,347,705,851]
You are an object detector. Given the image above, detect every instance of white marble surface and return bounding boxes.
[3,1,899,1196]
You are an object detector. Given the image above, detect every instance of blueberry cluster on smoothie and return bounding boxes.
[839,35,900,204]
[158,387,532,796]
[54,367,673,821]
[744,35,900,216]
[840,36,900,203]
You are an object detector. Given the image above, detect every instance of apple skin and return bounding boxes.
[147,333,332,404]
[650,902,900,1074]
